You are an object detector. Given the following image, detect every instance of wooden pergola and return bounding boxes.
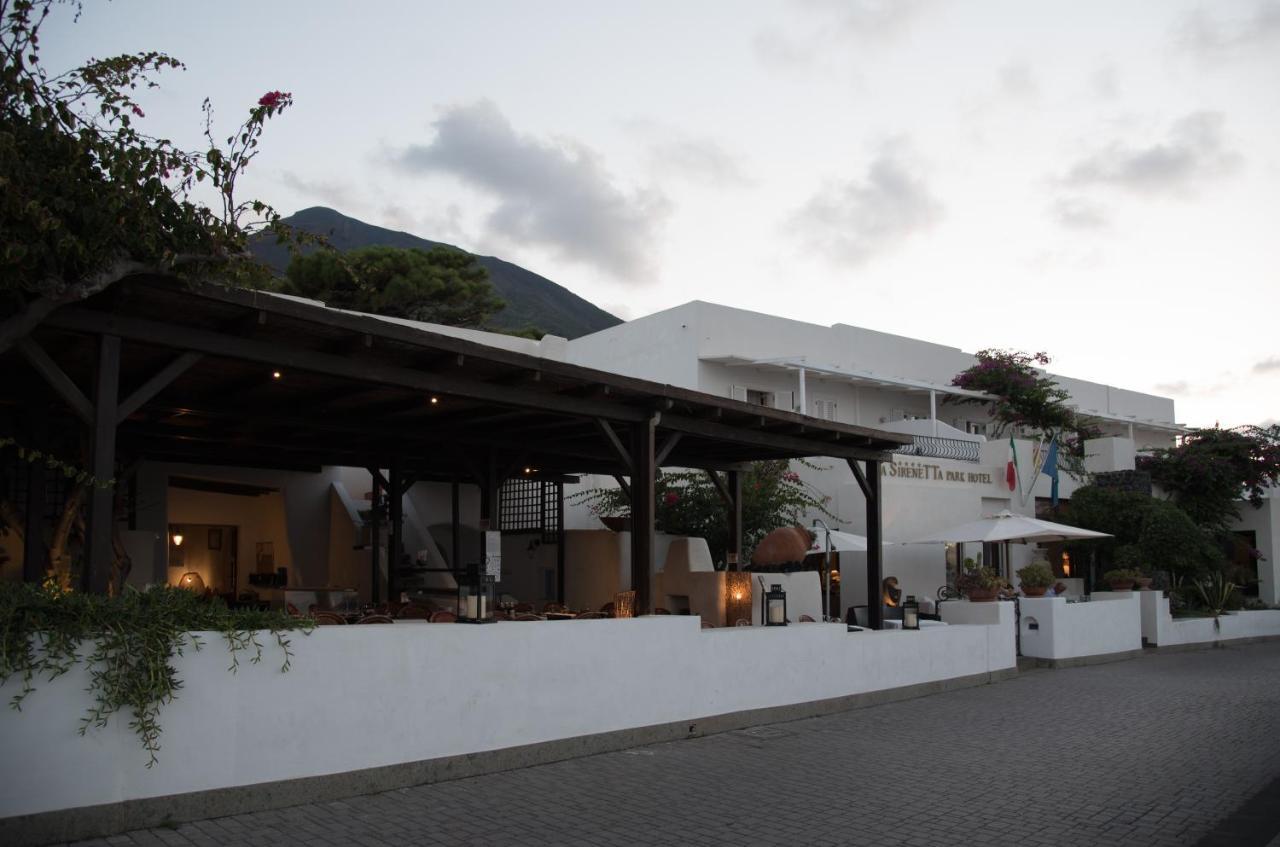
[1,278,910,626]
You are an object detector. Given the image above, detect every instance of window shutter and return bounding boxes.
[730,385,748,403]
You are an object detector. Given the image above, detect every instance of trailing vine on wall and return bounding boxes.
[0,581,312,766]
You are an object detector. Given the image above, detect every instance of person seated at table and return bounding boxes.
[1045,581,1068,597]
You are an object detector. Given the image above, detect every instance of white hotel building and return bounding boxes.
[552,301,1212,605]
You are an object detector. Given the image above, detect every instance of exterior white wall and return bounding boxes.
[0,616,1015,819]
[567,300,1179,439]
[1232,493,1279,605]
[1139,590,1280,646]
[1018,594,1142,660]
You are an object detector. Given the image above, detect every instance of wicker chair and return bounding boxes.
[799,614,816,623]
[734,618,752,627]
[356,614,395,624]
[599,602,615,617]
[700,619,714,629]
[312,611,347,625]
[542,602,567,614]
[429,610,458,623]
[513,602,534,614]
[514,613,545,621]
[395,604,433,620]
[652,607,671,615]
[575,611,607,619]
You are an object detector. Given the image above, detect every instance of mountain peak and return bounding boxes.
[251,209,621,339]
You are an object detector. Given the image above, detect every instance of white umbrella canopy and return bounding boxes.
[807,527,873,553]
[906,510,1112,545]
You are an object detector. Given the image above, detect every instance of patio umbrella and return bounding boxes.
[807,527,872,553]
[906,510,1111,545]
[905,509,1111,583]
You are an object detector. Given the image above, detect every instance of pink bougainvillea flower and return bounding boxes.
[663,492,679,505]
[130,105,144,117]
[258,90,290,108]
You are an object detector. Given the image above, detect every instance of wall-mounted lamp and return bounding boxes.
[171,533,184,547]
[272,370,282,380]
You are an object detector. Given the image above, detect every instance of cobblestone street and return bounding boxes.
[63,642,1280,847]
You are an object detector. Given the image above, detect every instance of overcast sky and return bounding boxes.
[47,1,1279,429]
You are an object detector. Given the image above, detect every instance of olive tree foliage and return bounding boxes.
[281,246,505,329]
[1,0,297,332]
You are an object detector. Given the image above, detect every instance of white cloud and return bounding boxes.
[998,61,1038,101]
[788,144,943,265]
[1176,2,1280,62]
[1050,196,1109,230]
[1062,111,1240,195]
[1254,357,1280,374]
[645,136,751,188]
[393,101,670,283]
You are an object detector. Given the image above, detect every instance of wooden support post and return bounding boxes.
[864,459,884,630]
[22,408,48,584]
[368,468,382,604]
[555,481,566,604]
[388,459,403,601]
[726,469,742,571]
[84,335,120,594]
[630,416,657,613]
[451,479,461,570]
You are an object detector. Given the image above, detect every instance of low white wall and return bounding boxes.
[0,616,1015,819]
[1019,594,1142,660]
[1140,590,1280,647]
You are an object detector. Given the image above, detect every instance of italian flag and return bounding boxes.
[1006,435,1019,492]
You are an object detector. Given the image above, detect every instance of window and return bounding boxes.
[812,399,838,420]
[745,388,775,408]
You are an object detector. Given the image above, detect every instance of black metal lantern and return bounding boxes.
[457,563,497,623]
[902,594,920,630]
[764,583,787,626]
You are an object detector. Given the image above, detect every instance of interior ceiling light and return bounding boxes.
[272,370,282,379]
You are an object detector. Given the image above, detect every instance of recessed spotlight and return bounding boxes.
[272,370,282,380]
[430,396,439,404]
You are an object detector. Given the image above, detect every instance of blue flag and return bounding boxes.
[1042,439,1060,507]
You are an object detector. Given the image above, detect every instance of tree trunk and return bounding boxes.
[48,482,87,589]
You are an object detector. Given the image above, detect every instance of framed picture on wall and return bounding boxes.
[208,528,222,551]
[256,541,275,572]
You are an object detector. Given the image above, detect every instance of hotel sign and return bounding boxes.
[881,458,997,486]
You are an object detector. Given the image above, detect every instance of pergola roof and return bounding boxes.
[4,278,910,479]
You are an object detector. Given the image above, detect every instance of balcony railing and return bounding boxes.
[893,435,982,463]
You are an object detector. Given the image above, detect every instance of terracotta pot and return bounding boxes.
[599,516,632,532]
[1108,579,1136,591]
[1021,586,1048,597]
[966,587,999,602]
[751,526,813,567]
[1135,577,1153,590]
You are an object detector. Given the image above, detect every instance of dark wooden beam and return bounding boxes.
[16,338,95,426]
[84,335,120,593]
[726,469,742,570]
[654,432,683,466]
[0,296,60,354]
[595,418,633,472]
[859,458,884,631]
[555,480,566,604]
[368,467,382,604]
[116,352,203,423]
[629,415,657,613]
[47,309,651,422]
[388,459,403,601]
[848,458,871,499]
[661,414,892,462]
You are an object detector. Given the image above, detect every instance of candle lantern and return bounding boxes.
[902,594,920,630]
[457,563,497,623]
[764,583,787,626]
[724,571,753,626]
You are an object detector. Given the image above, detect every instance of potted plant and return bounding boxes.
[958,558,1002,601]
[1103,568,1141,591]
[1134,572,1154,590]
[1016,562,1054,597]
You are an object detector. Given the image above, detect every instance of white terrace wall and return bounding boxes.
[1018,594,1143,661]
[0,617,1014,820]
[1139,590,1280,647]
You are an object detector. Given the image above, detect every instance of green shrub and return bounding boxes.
[1015,563,1054,588]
